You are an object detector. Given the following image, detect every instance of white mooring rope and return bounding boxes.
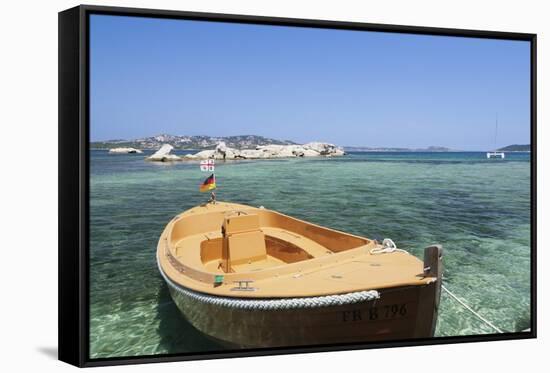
[367,238,504,334]
[370,238,409,255]
[442,285,504,333]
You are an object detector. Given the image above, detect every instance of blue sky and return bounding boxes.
[90,14,531,150]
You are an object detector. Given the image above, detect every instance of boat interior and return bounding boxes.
[169,204,375,275]
[158,202,437,297]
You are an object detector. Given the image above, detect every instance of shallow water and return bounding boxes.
[89,150,531,358]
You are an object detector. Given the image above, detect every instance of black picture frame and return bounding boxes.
[58,4,537,367]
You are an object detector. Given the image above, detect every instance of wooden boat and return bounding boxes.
[156,201,443,348]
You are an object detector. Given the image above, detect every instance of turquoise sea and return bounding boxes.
[89,150,531,358]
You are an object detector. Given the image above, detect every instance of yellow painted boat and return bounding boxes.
[156,201,443,348]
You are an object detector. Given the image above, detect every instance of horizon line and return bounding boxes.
[89,133,530,151]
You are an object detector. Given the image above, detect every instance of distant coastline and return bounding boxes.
[90,134,531,154]
[90,134,297,150]
[496,144,531,152]
[343,146,454,152]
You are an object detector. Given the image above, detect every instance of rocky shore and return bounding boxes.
[108,147,143,154]
[146,142,345,162]
[146,144,181,161]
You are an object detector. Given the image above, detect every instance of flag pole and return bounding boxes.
[200,160,216,204]
[210,172,216,204]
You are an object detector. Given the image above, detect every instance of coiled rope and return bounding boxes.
[442,285,504,333]
[370,238,409,255]
[157,255,379,311]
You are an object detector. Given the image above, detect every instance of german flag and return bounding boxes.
[199,173,216,192]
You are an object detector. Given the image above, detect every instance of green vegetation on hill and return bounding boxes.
[90,134,297,150]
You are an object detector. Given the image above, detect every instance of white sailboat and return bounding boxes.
[487,115,505,159]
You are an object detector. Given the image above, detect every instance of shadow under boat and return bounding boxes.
[155,280,227,354]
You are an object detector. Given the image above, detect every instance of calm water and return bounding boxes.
[89,150,531,358]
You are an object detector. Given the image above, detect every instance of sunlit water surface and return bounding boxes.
[89,150,531,358]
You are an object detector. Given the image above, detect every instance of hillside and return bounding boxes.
[497,144,531,152]
[91,134,298,150]
[343,145,453,152]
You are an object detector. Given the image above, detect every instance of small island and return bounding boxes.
[108,147,143,154]
[92,134,345,162]
[146,141,345,162]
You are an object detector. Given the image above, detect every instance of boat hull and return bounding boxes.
[156,202,443,348]
[163,272,439,348]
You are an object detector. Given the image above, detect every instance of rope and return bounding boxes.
[442,285,503,333]
[370,238,409,255]
[157,254,380,311]
[366,238,504,334]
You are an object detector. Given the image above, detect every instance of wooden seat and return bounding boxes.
[221,213,267,272]
[261,227,331,258]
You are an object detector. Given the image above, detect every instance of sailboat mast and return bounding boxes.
[494,113,498,149]
[487,113,504,159]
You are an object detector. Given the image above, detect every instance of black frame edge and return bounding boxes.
[79,4,535,40]
[58,5,85,368]
[530,34,537,337]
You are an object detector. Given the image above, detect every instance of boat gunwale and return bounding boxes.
[157,252,382,309]
[169,202,373,251]
[164,203,380,279]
